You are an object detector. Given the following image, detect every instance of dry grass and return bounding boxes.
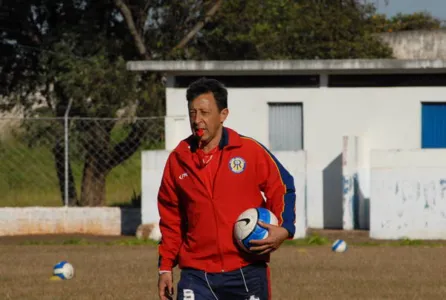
[1,232,446,299]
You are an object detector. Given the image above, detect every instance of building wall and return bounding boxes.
[378,29,446,59]
[0,207,141,236]
[370,149,446,239]
[165,86,446,228]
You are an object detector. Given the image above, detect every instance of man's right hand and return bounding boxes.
[158,272,174,300]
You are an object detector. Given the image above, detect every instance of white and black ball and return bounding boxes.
[234,207,278,253]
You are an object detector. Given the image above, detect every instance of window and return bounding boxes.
[422,102,446,148]
[268,103,303,151]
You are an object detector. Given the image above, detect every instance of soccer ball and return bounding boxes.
[53,261,74,280]
[233,207,278,253]
[331,239,348,253]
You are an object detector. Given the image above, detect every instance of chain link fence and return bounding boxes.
[0,116,166,207]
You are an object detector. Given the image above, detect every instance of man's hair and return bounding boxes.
[186,77,228,111]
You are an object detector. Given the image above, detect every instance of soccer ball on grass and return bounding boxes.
[50,261,74,280]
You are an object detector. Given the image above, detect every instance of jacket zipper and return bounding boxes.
[210,148,225,272]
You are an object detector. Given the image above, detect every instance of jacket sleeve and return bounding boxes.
[157,153,182,271]
[255,143,296,238]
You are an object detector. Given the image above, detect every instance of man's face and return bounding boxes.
[188,92,228,143]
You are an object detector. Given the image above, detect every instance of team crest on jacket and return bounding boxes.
[228,157,246,174]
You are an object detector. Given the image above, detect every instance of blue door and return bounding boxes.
[422,103,446,148]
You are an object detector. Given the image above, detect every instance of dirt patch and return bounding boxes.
[0,240,445,299]
[0,234,130,245]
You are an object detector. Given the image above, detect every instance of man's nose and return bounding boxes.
[192,113,203,124]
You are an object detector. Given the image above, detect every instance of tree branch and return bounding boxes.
[107,126,143,170]
[141,0,152,30]
[115,0,222,59]
[114,0,151,59]
[43,79,54,112]
[171,0,222,52]
[108,1,223,169]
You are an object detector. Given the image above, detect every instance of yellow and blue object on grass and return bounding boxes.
[50,261,74,280]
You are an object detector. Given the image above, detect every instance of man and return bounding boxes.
[157,77,296,300]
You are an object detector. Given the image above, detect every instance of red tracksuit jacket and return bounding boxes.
[157,127,296,273]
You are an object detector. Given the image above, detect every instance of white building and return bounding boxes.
[127,59,446,230]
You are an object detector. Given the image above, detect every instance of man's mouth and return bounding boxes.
[195,128,204,137]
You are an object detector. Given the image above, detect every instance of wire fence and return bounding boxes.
[0,116,166,207]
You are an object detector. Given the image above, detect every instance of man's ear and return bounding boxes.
[220,108,229,123]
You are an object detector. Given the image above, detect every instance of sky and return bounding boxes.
[371,0,446,21]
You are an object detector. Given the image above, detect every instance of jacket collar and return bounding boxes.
[175,127,242,155]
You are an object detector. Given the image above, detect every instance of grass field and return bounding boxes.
[0,119,164,207]
[0,141,143,207]
[1,230,446,300]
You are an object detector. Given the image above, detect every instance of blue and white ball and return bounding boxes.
[332,239,348,253]
[234,207,278,253]
[53,261,74,280]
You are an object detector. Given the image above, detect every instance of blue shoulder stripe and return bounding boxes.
[240,136,296,237]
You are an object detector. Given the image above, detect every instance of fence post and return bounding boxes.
[64,99,73,207]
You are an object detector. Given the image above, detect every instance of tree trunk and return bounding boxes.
[79,152,108,206]
[53,141,78,206]
[77,121,113,206]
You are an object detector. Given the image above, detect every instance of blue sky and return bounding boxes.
[372,0,446,20]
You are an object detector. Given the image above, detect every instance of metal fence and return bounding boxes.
[0,116,166,207]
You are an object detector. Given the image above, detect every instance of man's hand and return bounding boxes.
[249,221,290,255]
[158,272,174,300]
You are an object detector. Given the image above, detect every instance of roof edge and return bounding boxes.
[126,59,446,75]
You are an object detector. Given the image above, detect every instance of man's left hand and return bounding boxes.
[249,221,290,255]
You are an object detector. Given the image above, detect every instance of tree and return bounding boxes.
[0,0,102,206]
[193,0,393,59]
[0,0,222,206]
[38,40,160,206]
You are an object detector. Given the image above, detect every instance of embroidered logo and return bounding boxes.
[228,157,246,174]
[179,172,188,180]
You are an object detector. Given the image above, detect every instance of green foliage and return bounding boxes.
[41,46,143,118]
[398,238,424,246]
[372,12,442,33]
[284,234,331,246]
[195,0,393,59]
